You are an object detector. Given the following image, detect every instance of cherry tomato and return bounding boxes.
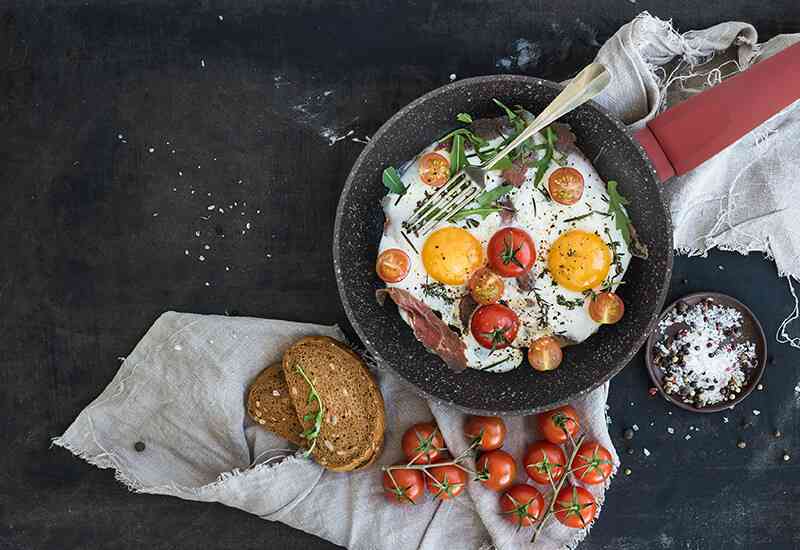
[548,167,584,205]
[527,336,563,372]
[419,152,450,187]
[376,248,410,283]
[382,467,425,504]
[572,441,613,485]
[588,292,625,324]
[554,485,597,528]
[401,422,444,465]
[426,464,467,500]
[475,450,516,492]
[464,415,507,451]
[537,405,580,445]
[523,441,566,485]
[487,228,536,278]
[499,484,545,527]
[468,268,505,305]
[470,304,520,351]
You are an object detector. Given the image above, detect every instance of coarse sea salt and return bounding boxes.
[655,300,757,407]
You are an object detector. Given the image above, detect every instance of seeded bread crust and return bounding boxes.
[282,336,385,472]
[246,363,306,447]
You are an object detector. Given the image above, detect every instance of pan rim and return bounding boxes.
[333,74,674,415]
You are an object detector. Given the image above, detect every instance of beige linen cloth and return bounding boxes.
[55,13,800,550]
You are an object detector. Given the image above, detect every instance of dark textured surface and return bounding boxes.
[334,75,672,414]
[2,2,800,549]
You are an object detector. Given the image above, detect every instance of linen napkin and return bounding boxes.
[54,312,615,550]
[56,13,800,550]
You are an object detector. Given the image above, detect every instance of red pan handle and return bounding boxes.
[634,42,800,182]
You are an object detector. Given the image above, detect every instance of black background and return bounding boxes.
[1,1,799,549]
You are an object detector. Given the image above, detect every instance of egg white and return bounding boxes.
[379,121,631,373]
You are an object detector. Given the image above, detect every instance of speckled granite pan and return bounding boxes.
[333,75,673,415]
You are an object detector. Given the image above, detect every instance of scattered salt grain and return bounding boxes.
[225,266,230,271]
[752,410,760,416]
[207,205,215,210]
[195,231,201,237]
[152,212,158,217]
[199,255,205,261]
[174,344,183,351]
[184,249,189,255]
[449,73,457,81]
[218,15,223,21]
[148,147,155,153]
[685,434,692,440]
[204,244,210,250]
[723,416,729,423]
[667,427,675,434]
[757,384,764,390]
[632,424,639,432]
[117,134,123,139]
[718,265,725,270]
[178,171,183,176]
[643,448,651,457]
[205,281,210,287]
[246,222,251,229]
[201,59,205,68]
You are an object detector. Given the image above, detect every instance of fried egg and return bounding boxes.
[378,115,631,373]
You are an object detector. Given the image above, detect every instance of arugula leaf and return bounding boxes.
[382,166,406,195]
[490,156,513,171]
[456,112,473,124]
[492,98,520,121]
[450,133,465,176]
[449,207,503,222]
[606,180,632,244]
[533,126,556,188]
[476,185,513,208]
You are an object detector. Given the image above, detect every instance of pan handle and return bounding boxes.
[634,41,800,182]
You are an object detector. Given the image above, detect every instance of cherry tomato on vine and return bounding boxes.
[554,485,597,528]
[468,268,505,305]
[470,304,520,350]
[548,167,584,205]
[537,405,580,445]
[523,441,566,485]
[487,227,536,277]
[572,441,613,485]
[376,248,410,283]
[382,467,425,504]
[475,450,516,492]
[401,422,444,464]
[499,484,545,527]
[527,336,563,372]
[464,415,507,451]
[419,152,450,187]
[426,464,467,500]
[588,292,625,324]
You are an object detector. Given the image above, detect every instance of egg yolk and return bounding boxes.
[547,230,611,292]
[422,227,483,285]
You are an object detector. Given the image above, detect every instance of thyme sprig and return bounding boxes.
[294,363,324,457]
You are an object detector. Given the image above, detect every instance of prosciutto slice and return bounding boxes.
[376,288,468,373]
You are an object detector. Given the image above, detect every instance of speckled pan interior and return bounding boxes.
[333,75,673,415]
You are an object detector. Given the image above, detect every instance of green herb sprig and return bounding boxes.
[294,363,324,457]
[449,185,514,222]
[382,167,406,196]
[606,180,632,245]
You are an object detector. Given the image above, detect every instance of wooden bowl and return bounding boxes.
[645,292,767,413]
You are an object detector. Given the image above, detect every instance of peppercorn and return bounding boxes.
[782,452,791,462]
[134,441,146,452]
[774,429,782,438]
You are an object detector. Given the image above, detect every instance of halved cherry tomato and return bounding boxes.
[401,422,444,465]
[527,336,563,372]
[468,268,505,305]
[572,441,613,485]
[487,228,536,278]
[475,450,516,492]
[419,152,450,187]
[523,441,566,485]
[426,464,467,500]
[376,248,410,283]
[554,485,597,528]
[548,167,584,205]
[588,292,625,324]
[537,405,580,445]
[464,415,507,451]
[499,484,545,527]
[470,304,520,350]
[382,467,425,504]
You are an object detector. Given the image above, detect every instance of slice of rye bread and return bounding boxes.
[282,336,385,472]
[246,363,306,447]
